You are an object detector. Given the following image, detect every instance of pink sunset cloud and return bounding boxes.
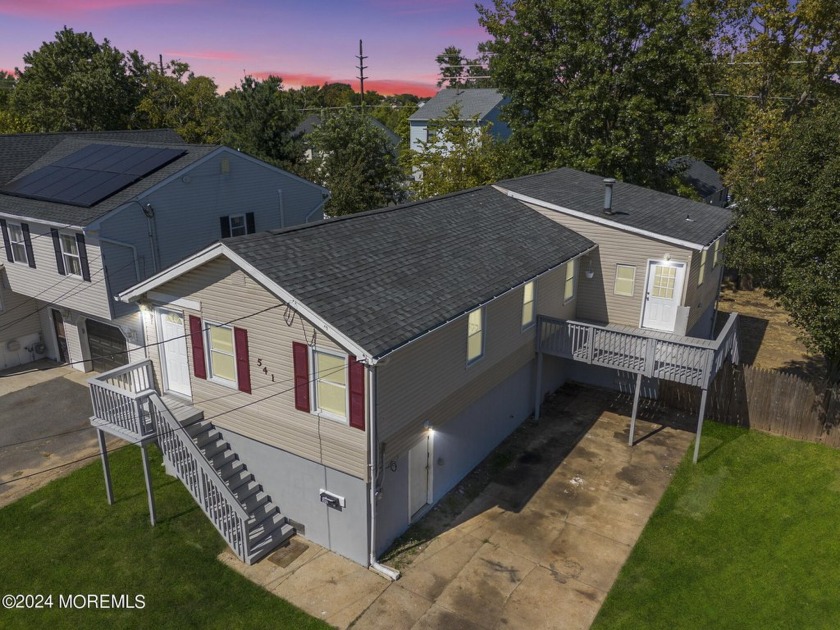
[0,0,187,18]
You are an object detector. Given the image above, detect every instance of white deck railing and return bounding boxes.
[148,393,250,562]
[88,360,156,438]
[538,313,739,388]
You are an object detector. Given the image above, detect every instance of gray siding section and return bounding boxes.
[100,150,327,297]
[221,427,369,566]
[144,257,368,480]
[521,202,696,328]
[376,359,566,555]
[376,262,577,463]
[684,235,725,337]
[2,224,112,320]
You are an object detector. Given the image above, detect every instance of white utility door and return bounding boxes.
[408,435,431,519]
[641,261,686,332]
[158,308,192,397]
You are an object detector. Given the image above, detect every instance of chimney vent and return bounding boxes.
[603,178,616,215]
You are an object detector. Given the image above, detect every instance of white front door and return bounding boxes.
[158,308,192,397]
[408,435,431,519]
[641,261,686,332]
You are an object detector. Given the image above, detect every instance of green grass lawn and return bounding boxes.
[593,422,840,630]
[0,445,328,630]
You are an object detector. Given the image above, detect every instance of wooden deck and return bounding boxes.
[537,313,739,389]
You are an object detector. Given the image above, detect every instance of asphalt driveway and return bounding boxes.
[0,360,118,508]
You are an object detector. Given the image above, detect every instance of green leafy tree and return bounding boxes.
[12,27,145,131]
[221,75,304,169]
[136,60,221,144]
[406,104,518,199]
[727,101,840,372]
[0,70,22,133]
[711,0,840,199]
[308,106,405,216]
[435,46,492,88]
[477,0,715,188]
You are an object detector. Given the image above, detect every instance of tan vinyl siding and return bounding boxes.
[144,257,367,480]
[684,234,725,333]
[377,264,575,460]
[1,224,112,320]
[521,202,695,327]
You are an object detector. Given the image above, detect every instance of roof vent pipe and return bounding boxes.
[603,178,616,215]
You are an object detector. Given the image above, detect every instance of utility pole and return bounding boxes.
[159,54,164,76]
[356,39,368,110]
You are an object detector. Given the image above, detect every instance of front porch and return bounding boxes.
[535,312,740,462]
[88,360,294,564]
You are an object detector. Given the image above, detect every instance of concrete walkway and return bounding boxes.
[224,389,693,629]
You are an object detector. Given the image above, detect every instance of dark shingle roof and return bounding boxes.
[0,129,184,186]
[0,136,214,226]
[225,186,594,358]
[668,156,726,201]
[497,168,732,247]
[409,88,507,122]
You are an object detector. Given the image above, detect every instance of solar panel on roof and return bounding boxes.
[0,144,186,207]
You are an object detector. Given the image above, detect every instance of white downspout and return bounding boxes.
[367,364,400,581]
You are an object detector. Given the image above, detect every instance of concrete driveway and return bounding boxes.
[224,386,693,629]
[0,360,119,508]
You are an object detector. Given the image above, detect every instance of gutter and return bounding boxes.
[367,364,400,581]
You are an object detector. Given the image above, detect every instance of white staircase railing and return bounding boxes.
[147,393,251,562]
[88,360,156,438]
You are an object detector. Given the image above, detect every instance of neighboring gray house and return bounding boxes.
[408,88,511,155]
[94,168,739,571]
[0,130,328,372]
[668,157,730,207]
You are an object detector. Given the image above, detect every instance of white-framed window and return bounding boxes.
[8,224,28,265]
[467,307,484,364]
[614,264,636,297]
[564,259,576,302]
[206,322,237,385]
[59,234,83,277]
[713,239,723,267]
[698,249,708,286]
[312,348,347,422]
[521,281,535,329]
[229,214,247,237]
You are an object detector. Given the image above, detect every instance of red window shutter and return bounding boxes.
[189,315,207,379]
[233,327,251,394]
[348,356,365,431]
[292,342,310,412]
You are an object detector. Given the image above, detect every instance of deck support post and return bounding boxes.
[693,388,709,464]
[141,443,156,526]
[534,350,544,421]
[97,429,114,505]
[629,372,643,446]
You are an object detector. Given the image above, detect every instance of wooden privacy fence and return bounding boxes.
[659,363,840,447]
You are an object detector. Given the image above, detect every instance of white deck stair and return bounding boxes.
[150,394,295,564]
[88,361,294,565]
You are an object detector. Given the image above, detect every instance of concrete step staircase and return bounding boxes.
[149,393,294,564]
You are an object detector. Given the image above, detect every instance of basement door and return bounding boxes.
[408,435,431,520]
[157,308,192,397]
[641,261,686,332]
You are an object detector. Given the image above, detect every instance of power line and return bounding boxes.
[0,360,349,487]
